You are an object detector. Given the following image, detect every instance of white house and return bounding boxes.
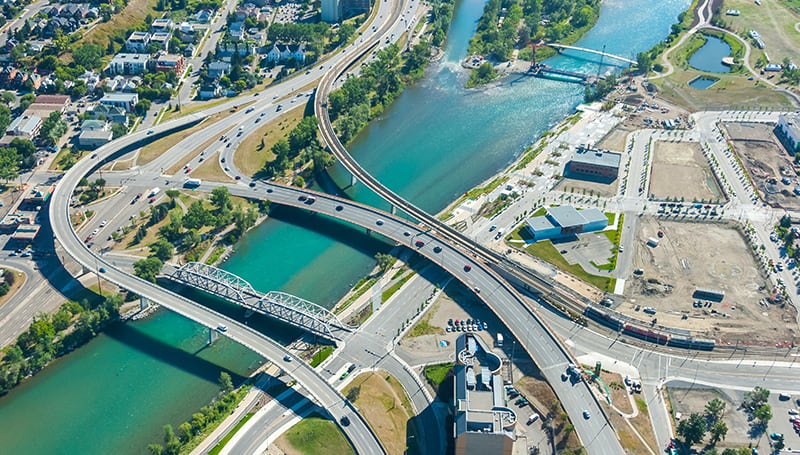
[266,43,306,63]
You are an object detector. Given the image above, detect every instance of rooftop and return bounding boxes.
[109,53,150,64]
[547,205,587,229]
[101,92,138,102]
[572,145,621,168]
[780,113,800,136]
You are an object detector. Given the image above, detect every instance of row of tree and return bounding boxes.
[261,115,333,180]
[0,295,124,396]
[328,41,431,145]
[147,373,242,455]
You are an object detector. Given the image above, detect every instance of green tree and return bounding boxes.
[133,257,163,283]
[753,404,772,426]
[177,421,193,442]
[708,420,728,445]
[0,146,20,182]
[19,93,36,111]
[677,413,706,446]
[704,398,725,422]
[743,386,770,410]
[219,371,233,391]
[210,186,232,212]
[73,43,105,70]
[135,99,152,116]
[0,104,11,133]
[183,200,212,230]
[165,189,180,207]
[147,444,164,455]
[1,91,15,105]
[375,252,394,272]
[149,239,174,262]
[288,115,318,153]
[37,112,68,146]
[183,229,201,248]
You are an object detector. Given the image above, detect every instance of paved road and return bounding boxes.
[49,97,387,455]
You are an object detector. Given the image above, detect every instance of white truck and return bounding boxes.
[496,333,504,347]
[148,187,161,197]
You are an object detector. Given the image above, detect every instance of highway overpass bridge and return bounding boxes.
[314,25,626,454]
[168,262,351,340]
[49,104,386,455]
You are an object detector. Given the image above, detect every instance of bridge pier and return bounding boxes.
[350,172,357,187]
[391,205,396,215]
[208,327,217,345]
[139,296,150,311]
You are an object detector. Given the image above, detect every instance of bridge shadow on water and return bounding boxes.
[266,204,395,257]
[102,319,249,385]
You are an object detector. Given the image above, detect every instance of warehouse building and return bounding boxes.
[776,114,800,155]
[566,145,621,181]
[523,205,608,241]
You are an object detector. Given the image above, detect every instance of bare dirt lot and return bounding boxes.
[555,176,619,198]
[623,218,795,343]
[724,122,800,210]
[666,386,766,452]
[649,141,723,202]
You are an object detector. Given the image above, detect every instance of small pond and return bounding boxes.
[689,35,732,73]
[688,76,719,89]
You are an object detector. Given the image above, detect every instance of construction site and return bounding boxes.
[620,218,795,344]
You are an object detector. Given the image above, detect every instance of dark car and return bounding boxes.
[99,267,107,273]
[464,264,471,272]
[335,205,343,211]
[234,175,241,180]
[415,240,424,247]
[299,195,308,202]
[249,181,256,187]
[433,246,442,253]
[266,188,273,193]
[340,416,350,426]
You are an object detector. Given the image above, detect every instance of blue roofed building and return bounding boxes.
[523,205,608,241]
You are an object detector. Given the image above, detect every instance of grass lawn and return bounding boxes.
[407,313,442,337]
[234,106,306,177]
[190,153,235,182]
[381,271,415,303]
[278,414,354,455]
[524,239,612,291]
[423,363,453,386]
[208,412,255,455]
[342,372,420,455]
[77,0,158,50]
[309,345,334,367]
[164,126,234,175]
[723,0,800,68]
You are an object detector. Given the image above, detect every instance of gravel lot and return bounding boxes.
[621,218,794,343]
[649,141,722,202]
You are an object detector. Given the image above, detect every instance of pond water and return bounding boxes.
[688,76,719,89]
[689,35,731,73]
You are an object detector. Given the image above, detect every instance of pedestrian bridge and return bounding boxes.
[169,262,352,340]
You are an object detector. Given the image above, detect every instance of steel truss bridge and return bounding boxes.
[169,262,351,339]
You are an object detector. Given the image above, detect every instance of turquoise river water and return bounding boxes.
[0,0,690,452]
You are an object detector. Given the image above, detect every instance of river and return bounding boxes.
[0,0,690,452]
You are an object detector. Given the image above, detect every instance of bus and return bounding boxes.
[183,178,202,188]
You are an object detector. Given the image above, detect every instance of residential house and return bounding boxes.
[217,41,257,57]
[81,71,101,91]
[100,92,138,113]
[207,61,231,79]
[43,17,80,38]
[106,53,150,75]
[266,43,306,63]
[125,31,152,53]
[229,22,244,40]
[79,130,113,148]
[80,119,108,131]
[26,94,69,118]
[150,31,172,50]
[59,3,90,20]
[198,83,221,100]
[178,22,195,42]
[87,104,128,125]
[194,9,213,23]
[150,18,173,32]
[183,44,196,57]
[6,115,42,138]
[154,53,185,74]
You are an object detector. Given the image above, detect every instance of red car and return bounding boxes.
[84,235,93,243]
[415,240,424,247]
[464,264,472,272]
[184,167,191,173]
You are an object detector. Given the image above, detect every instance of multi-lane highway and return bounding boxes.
[313,14,626,454]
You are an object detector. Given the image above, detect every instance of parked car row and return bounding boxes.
[446,318,487,333]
